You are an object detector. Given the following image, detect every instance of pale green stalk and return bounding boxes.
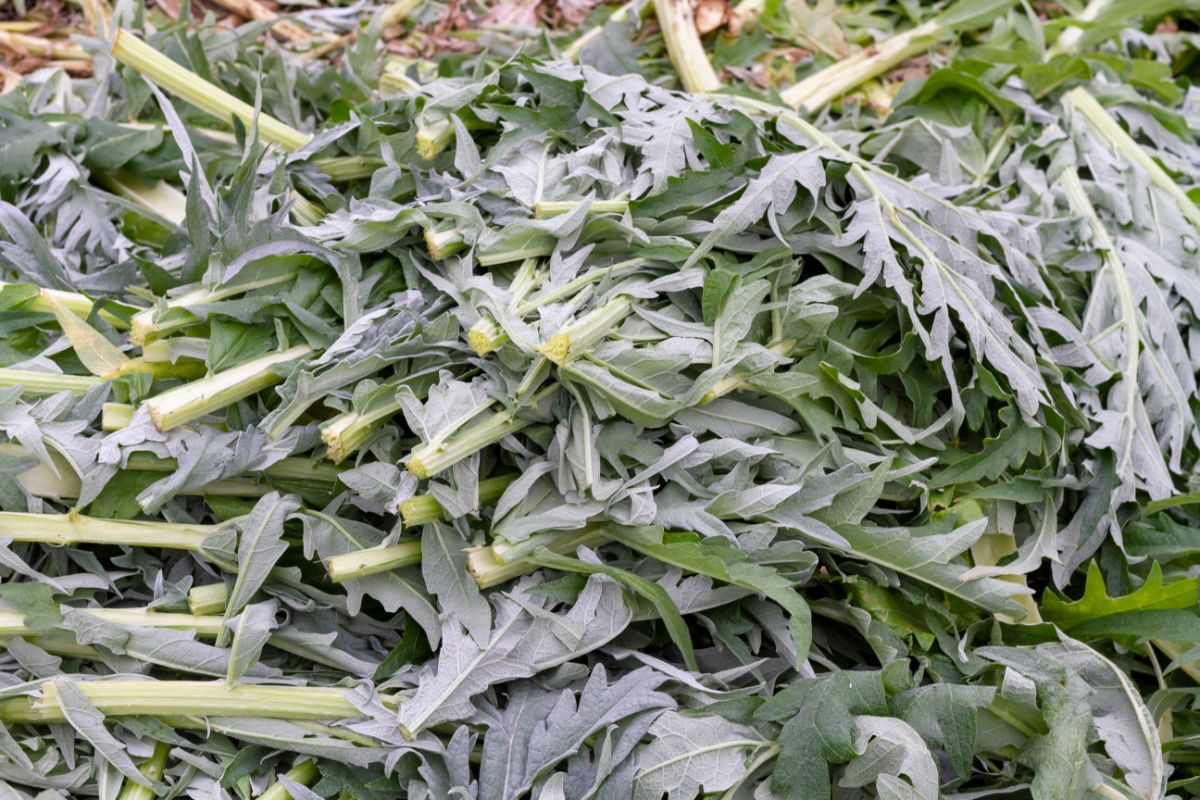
[780,18,940,112]
[424,225,465,260]
[188,583,229,615]
[0,369,101,396]
[256,760,320,800]
[516,259,643,314]
[540,296,635,366]
[700,339,796,403]
[468,317,507,356]
[116,740,170,800]
[0,511,216,550]
[653,0,721,92]
[315,156,386,182]
[324,539,422,581]
[99,169,187,226]
[5,444,340,502]
[416,116,453,160]
[102,402,135,430]
[321,400,401,463]
[144,345,312,431]
[289,193,325,226]
[405,386,561,479]
[111,29,312,151]
[399,474,516,525]
[1064,87,1200,234]
[467,528,610,589]
[0,282,128,329]
[533,199,629,217]
[131,265,300,345]
[0,681,374,723]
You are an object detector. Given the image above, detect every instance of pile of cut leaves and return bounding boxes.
[3,0,1200,797]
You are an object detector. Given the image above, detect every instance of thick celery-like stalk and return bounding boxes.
[406,386,556,479]
[257,761,320,800]
[780,19,940,112]
[99,169,187,226]
[400,473,517,525]
[416,116,453,160]
[102,402,135,430]
[324,539,422,581]
[653,0,721,92]
[131,263,300,345]
[116,740,170,800]
[0,511,216,550]
[0,681,371,723]
[533,199,629,218]
[188,583,229,615]
[0,369,101,396]
[144,345,312,431]
[0,281,128,329]
[424,225,466,260]
[467,528,610,589]
[540,296,635,366]
[468,317,508,356]
[700,339,796,403]
[111,29,312,151]
[315,156,386,182]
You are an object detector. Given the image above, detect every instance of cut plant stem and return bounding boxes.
[130,261,301,345]
[322,400,401,463]
[116,740,170,800]
[0,511,216,550]
[0,681,377,724]
[0,608,219,638]
[3,443,342,504]
[0,369,102,396]
[540,296,635,366]
[516,259,643,314]
[399,473,516,525]
[424,225,466,260]
[316,156,387,182]
[320,369,445,463]
[533,199,629,218]
[416,116,453,160]
[0,282,129,329]
[700,339,796,403]
[98,169,187,226]
[111,29,312,152]
[467,527,610,589]
[257,760,320,800]
[406,386,556,479]
[325,538,422,581]
[188,583,229,615]
[102,402,135,430]
[144,345,313,432]
[653,0,721,92]
[0,31,88,59]
[289,192,325,226]
[468,317,507,356]
[781,19,939,112]
[1064,87,1200,234]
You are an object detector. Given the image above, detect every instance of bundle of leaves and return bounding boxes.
[0,3,1199,798]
